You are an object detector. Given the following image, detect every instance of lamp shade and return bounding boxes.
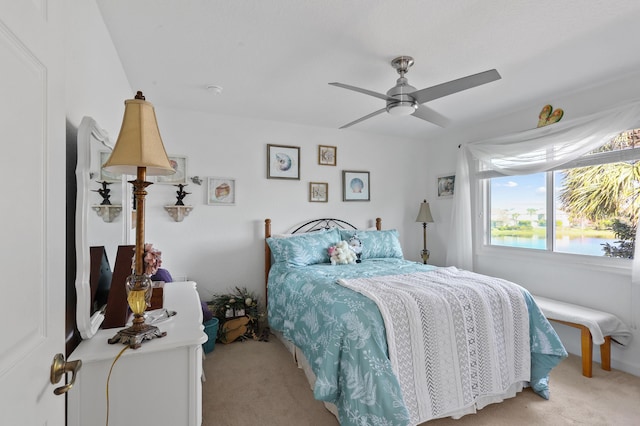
[416,199,434,223]
[102,92,175,176]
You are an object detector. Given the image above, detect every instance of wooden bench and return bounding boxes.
[533,295,631,378]
[545,317,611,378]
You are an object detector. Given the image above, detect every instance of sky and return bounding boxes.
[491,173,548,215]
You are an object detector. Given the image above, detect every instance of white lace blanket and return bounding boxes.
[337,267,530,424]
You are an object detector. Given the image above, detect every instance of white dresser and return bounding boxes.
[68,281,208,426]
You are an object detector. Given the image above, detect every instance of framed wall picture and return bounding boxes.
[318,145,336,166]
[156,155,187,184]
[342,170,370,201]
[207,177,236,205]
[99,150,121,182]
[309,182,328,202]
[267,144,300,179]
[437,174,455,198]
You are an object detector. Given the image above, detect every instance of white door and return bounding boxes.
[0,2,67,425]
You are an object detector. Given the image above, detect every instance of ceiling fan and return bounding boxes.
[329,56,501,129]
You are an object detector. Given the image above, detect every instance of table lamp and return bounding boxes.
[104,91,175,348]
[416,199,434,264]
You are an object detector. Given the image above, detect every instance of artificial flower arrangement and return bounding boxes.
[207,287,265,341]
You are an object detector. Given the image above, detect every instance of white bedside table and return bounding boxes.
[68,281,207,426]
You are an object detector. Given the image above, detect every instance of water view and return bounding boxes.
[491,235,618,256]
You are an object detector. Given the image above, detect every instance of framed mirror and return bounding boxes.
[75,116,130,339]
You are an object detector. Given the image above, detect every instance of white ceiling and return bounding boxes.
[96,0,640,141]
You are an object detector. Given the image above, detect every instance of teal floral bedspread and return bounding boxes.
[267,259,567,425]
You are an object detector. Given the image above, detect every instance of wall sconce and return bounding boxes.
[91,205,122,223]
[416,199,434,264]
[164,205,193,222]
[91,180,122,222]
[103,91,175,349]
[164,183,193,222]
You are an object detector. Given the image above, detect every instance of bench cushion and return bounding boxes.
[533,295,632,346]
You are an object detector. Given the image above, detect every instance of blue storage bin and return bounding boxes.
[202,317,219,353]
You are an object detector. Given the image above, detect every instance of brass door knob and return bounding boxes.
[50,353,82,395]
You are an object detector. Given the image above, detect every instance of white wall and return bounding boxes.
[66,0,133,264]
[66,0,132,133]
[140,108,429,301]
[425,70,640,376]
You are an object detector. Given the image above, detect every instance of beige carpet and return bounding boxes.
[202,337,640,426]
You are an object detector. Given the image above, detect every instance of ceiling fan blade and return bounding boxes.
[412,69,501,105]
[329,82,391,101]
[412,105,450,127]
[338,108,387,129]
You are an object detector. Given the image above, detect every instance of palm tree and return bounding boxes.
[558,129,639,258]
[558,161,639,227]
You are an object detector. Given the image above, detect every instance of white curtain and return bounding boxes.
[446,99,640,328]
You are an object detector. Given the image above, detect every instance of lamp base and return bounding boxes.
[108,323,167,349]
[420,249,430,264]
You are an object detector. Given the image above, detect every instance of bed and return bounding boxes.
[264,218,567,426]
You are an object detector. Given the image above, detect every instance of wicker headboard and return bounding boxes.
[264,218,382,305]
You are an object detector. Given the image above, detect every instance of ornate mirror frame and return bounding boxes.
[75,116,130,339]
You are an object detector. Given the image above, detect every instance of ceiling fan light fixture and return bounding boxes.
[387,101,417,116]
[331,56,500,129]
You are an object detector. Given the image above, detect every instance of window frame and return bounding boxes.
[476,143,639,272]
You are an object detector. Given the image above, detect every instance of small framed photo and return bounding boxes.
[342,170,370,202]
[99,151,121,182]
[156,155,187,184]
[267,144,300,179]
[318,145,336,166]
[309,182,328,202]
[437,174,455,198]
[207,177,236,205]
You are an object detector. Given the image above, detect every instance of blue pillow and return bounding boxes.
[338,229,403,259]
[267,228,341,267]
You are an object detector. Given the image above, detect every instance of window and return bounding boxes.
[486,129,640,258]
[490,173,547,250]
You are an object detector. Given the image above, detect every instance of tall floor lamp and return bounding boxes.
[416,199,434,264]
[103,91,175,349]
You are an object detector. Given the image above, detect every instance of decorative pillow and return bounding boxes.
[267,228,341,267]
[338,229,404,259]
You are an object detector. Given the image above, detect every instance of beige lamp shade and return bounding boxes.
[103,92,175,176]
[416,199,434,223]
